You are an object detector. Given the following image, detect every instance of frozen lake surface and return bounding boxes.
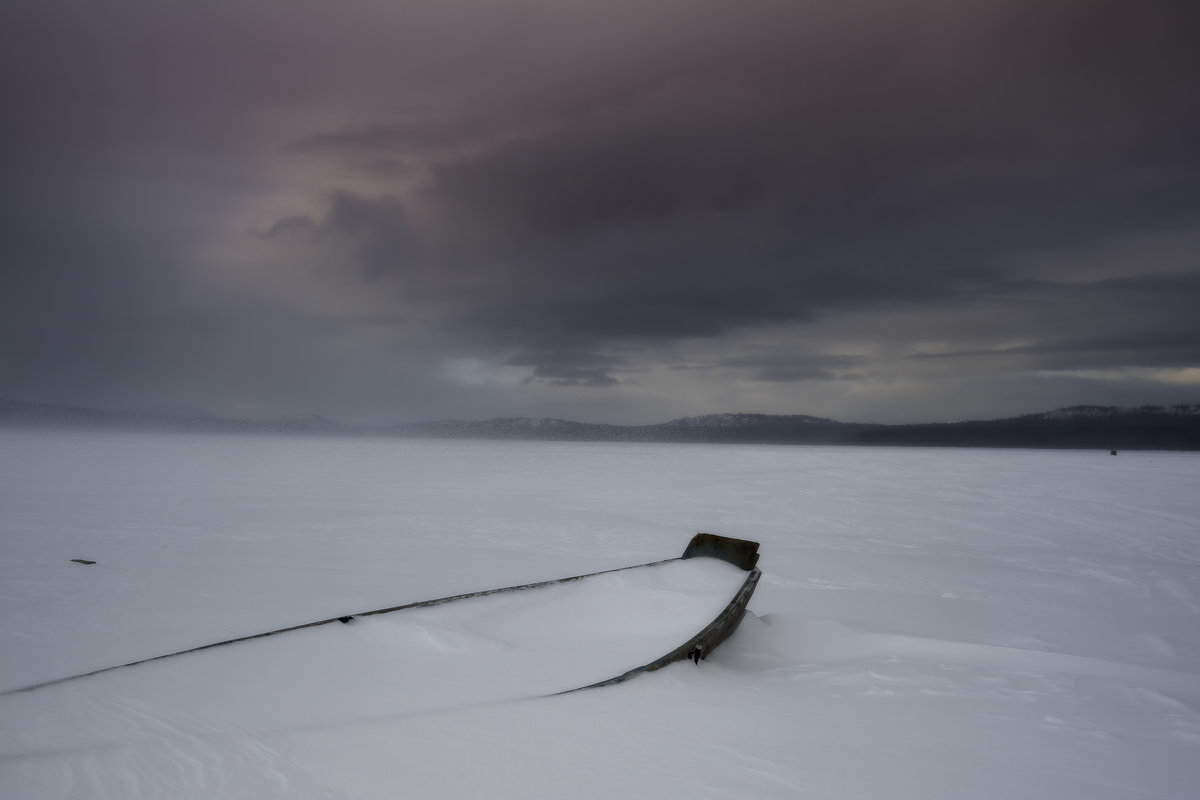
[2,429,1199,798]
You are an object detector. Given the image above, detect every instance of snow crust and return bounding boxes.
[2,430,1198,798]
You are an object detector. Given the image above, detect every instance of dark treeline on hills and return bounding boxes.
[2,398,1199,451]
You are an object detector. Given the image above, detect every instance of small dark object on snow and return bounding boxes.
[70,559,96,565]
[1111,450,1118,455]
[337,616,355,624]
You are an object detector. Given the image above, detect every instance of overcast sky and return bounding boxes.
[3,1,1198,424]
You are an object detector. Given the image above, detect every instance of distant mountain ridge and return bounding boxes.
[666,413,832,427]
[2,397,1199,450]
[1022,404,1200,421]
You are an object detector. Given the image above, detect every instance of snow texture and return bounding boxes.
[2,430,1198,799]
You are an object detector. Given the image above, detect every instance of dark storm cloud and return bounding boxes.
[524,366,619,388]
[901,271,1200,371]
[2,0,1198,420]
[262,215,318,241]
[507,349,624,387]
[715,353,875,384]
[908,329,1200,372]
[287,1,1200,367]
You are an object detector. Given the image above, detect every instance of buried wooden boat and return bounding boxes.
[0,534,760,752]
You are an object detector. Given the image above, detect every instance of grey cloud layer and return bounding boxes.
[3,1,1198,421]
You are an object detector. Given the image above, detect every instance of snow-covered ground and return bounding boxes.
[1,429,1198,799]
